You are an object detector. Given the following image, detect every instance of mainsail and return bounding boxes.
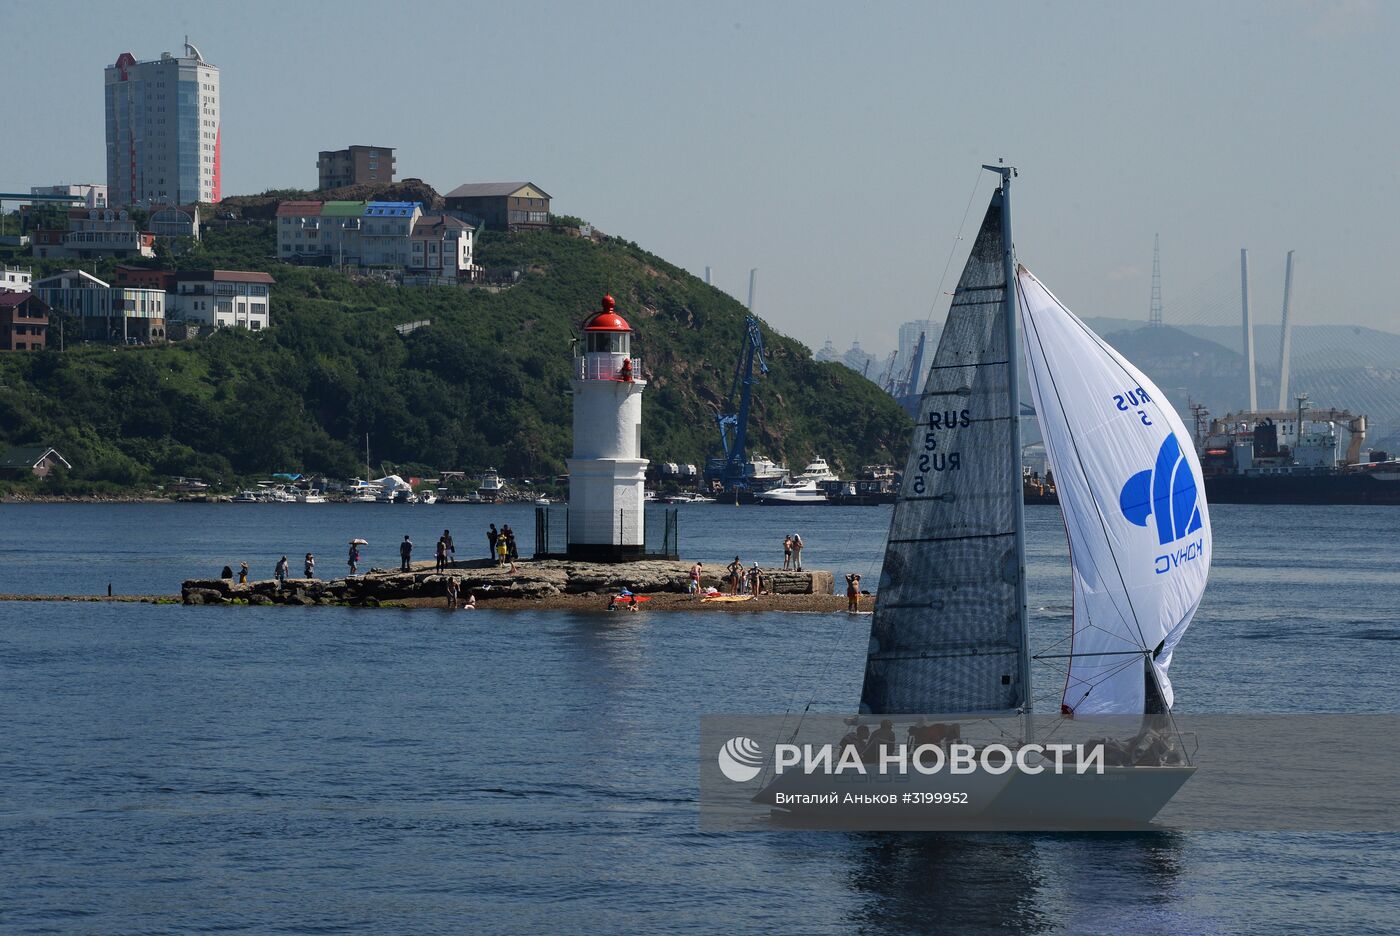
[860,188,1027,715]
[1018,267,1211,715]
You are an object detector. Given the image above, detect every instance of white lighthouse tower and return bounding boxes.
[567,295,648,560]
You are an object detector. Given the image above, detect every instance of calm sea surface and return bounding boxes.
[2,502,1399,934]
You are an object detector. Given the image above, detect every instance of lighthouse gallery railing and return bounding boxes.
[576,353,642,381]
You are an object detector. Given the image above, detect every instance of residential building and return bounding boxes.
[30,184,108,209]
[0,446,71,478]
[34,269,166,343]
[276,200,363,264]
[0,292,50,351]
[444,182,551,231]
[0,264,32,293]
[31,209,155,260]
[408,215,476,283]
[317,145,395,189]
[360,202,421,267]
[276,200,422,268]
[149,204,201,240]
[105,42,221,207]
[173,270,273,330]
[113,265,177,291]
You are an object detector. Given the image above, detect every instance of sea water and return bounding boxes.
[2,503,1398,933]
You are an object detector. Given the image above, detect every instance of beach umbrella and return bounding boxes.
[349,538,368,545]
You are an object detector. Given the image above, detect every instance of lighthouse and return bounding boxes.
[567,295,649,559]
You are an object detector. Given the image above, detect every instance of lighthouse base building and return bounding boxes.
[536,295,675,562]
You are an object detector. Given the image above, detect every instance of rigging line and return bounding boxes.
[1018,278,1156,657]
[1061,652,1148,703]
[924,167,987,327]
[760,610,870,788]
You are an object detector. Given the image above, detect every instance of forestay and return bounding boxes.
[1018,267,1211,715]
[860,190,1026,715]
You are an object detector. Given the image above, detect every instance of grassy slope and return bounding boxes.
[0,222,911,490]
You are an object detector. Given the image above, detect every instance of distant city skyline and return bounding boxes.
[4,0,1398,356]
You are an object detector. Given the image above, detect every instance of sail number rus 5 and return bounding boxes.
[911,409,971,494]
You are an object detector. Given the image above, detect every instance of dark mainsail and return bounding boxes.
[859,188,1027,715]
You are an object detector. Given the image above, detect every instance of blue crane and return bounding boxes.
[709,314,768,491]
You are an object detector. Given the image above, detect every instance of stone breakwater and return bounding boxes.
[182,559,836,607]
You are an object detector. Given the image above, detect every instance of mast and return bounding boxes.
[983,163,1032,729]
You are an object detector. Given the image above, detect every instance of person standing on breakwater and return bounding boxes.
[727,556,744,595]
[435,535,448,572]
[689,561,703,597]
[348,542,361,576]
[238,561,249,585]
[400,535,413,572]
[495,535,509,568]
[503,525,517,561]
[304,553,316,578]
[748,562,765,596]
[783,535,793,570]
[846,573,862,612]
[446,577,459,609]
[487,524,499,560]
[442,530,455,565]
[792,532,805,572]
[274,555,289,586]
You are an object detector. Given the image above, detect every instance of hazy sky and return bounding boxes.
[5,0,1396,354]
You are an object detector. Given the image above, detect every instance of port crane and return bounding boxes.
[708,314,769,491]
[893,331,926,398]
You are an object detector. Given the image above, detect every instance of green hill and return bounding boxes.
[0,218,912,492]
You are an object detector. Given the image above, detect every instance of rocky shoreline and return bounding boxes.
[182,558,839,610]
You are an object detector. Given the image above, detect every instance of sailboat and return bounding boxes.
[756,166,1212,828]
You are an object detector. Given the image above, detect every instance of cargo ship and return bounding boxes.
[1196,398,1400,505]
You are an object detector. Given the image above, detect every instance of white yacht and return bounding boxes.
[478,469,505,502]
[232,490,260,504]
[296,489,327,504]
[745,454,790,488]
[754,456,837,504]
[418,490,438,505]
[345,479,382,503]
[754,480,830,505]
[796,457,838,483]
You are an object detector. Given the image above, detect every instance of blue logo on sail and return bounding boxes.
[1119,433,1203,545]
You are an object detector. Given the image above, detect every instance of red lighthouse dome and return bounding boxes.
[583,294,632,332]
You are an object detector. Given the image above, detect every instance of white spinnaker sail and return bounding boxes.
[1018,266,1211,715]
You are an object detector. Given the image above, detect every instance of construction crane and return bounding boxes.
[879,351,899,394]
[894,331,926,398]
[707,314,769,491]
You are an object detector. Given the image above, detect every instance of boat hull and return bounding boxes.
[1204,472,1400,505]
